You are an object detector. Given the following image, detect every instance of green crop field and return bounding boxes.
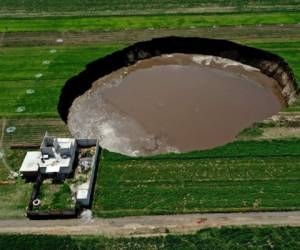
[93,140,300,217]
[0,226,299,250]
[1,12,300,33]
[0,1,299,221]
[0,45,122,117]
[0,179,32,218]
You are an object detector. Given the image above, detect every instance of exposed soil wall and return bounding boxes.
[58,36,298,122]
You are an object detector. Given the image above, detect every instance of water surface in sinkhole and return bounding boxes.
[68,54,283,156]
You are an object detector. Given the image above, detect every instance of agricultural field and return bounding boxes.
[0,45,122,117]
[36,182,75,211]
[94,140,300,217]
[0,179,32,218]
[0,226,299,250]
[1,0,300,17]
[1,12,300,33]
[0,2,300,220]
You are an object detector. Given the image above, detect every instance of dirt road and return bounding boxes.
[0,211,299,237]
[1,24,300,47]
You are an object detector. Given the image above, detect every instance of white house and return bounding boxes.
[20,134,77,178]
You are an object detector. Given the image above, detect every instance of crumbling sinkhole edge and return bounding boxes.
[58,36,298,123]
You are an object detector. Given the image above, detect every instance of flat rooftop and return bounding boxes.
[20,151,41,173]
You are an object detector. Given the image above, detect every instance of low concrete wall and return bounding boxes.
[87,141,101,208]
[77,138,98,148]
[76,140,101,207]
[27,209,78,220]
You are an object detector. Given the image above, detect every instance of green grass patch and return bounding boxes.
[38,182,75,210]
[0,45,123,117]
[237,125,264,139]
[0,148,27,180]
[0,162,10,180]
[0,226,299,249]
[0,179,32,218]
[4,149,27,173]
[1,12,300,33]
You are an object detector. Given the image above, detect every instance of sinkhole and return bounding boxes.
[58,37,298,156]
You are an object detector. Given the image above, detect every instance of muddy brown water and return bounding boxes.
[68,54,284,156]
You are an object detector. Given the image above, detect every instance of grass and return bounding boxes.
[0,148,27,180]
[0,226,299,249]
[0,148,32,218]
[237,124,264,138]
[0,179,32,218]
[0,161,10,181]
[0,45,123,117]
[93,139,300,217]
[1,12,300,33]
[38,182,75,210]
[4,148,27,172]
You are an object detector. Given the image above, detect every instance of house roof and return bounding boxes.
[41,157,71,173]
[20,151,41,173]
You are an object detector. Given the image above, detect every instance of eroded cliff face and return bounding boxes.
[258,60,297,105]
[58,36,298,123]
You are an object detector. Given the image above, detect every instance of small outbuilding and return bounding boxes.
[19,151,41,177]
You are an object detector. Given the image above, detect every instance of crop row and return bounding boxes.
[0,226,299,249]
[0,45,121,117]
[1,12,300,33]
[93,139,300,217]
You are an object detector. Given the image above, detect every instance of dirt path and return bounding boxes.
[1,5,299,18]
[0,211,299,237]
[1,24,300,47]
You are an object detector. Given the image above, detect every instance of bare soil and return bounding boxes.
[1,25,300,47]
[0,211,299,237]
